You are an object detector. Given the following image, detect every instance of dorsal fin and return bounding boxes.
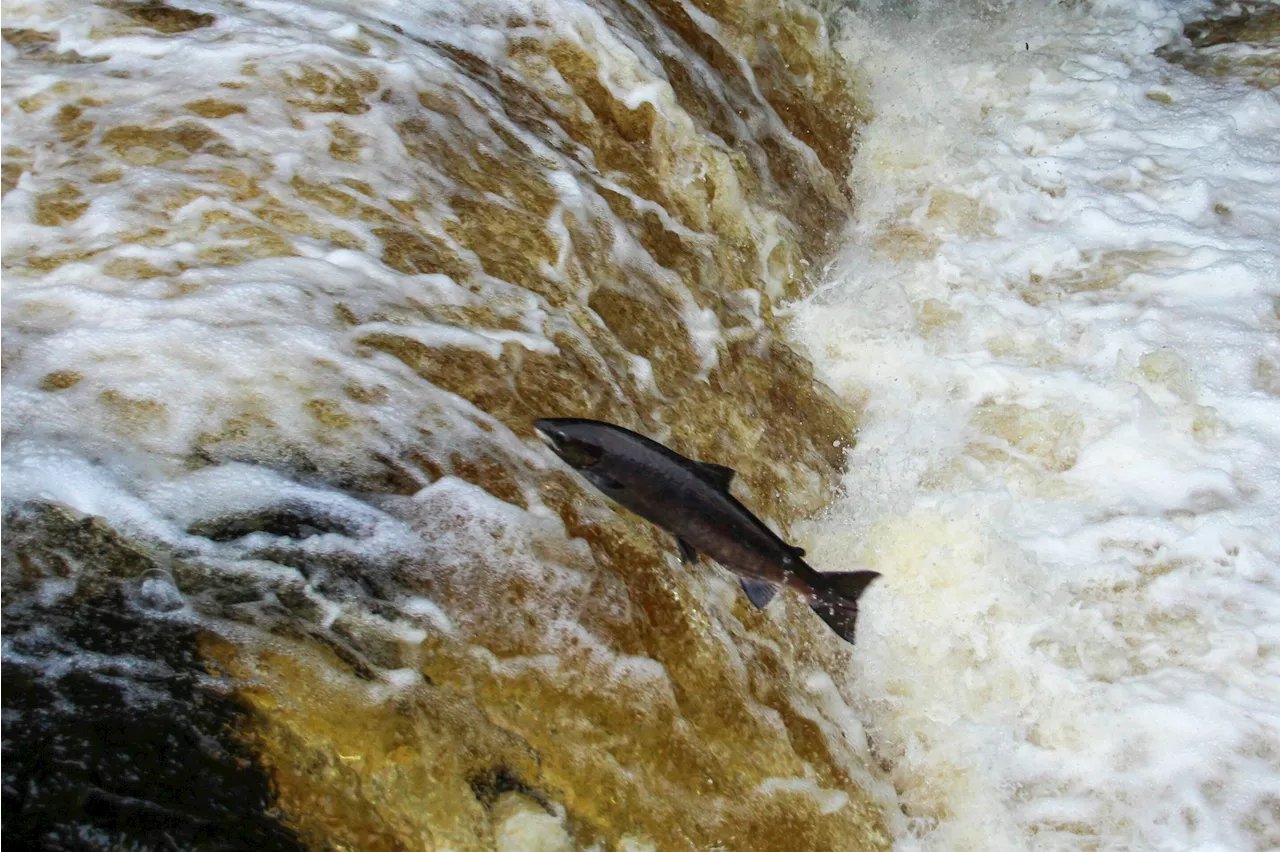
[694,461,736,492]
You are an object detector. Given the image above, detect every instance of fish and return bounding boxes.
[533,417,879,644]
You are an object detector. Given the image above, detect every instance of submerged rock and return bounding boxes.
[1,504,305,851]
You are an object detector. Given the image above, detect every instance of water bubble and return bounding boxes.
[133,569,185,613]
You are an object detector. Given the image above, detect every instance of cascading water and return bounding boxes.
[2,0,887,848]
[4,0,1278,849]
[791,1,1280,848]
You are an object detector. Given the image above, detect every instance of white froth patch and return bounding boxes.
[147,464,376,527]
[615,838,657,852]
[794,1,1280,849]
[365,667,425,703]
[757,777,850,815]
[400,596,457,635]
[492,793,575,852]
[398,477,601,637]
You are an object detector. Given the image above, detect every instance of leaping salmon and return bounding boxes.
[533,417,879,644]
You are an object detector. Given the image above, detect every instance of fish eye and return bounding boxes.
[559,436,603,468]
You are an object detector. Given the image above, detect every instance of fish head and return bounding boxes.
[533,418,606,471]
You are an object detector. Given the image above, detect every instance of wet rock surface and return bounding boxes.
[1,0,888,847]
[2,504,305,851]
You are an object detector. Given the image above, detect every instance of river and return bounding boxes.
[3,0,1278,849]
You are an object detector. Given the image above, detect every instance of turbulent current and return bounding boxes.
[2,0,1278,849]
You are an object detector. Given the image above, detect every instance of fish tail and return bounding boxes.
[808,570,880,644]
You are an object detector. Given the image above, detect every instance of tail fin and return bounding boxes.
[808,571,880,644]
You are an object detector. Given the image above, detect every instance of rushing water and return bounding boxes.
[3,0,1279,849]
[1,0,884,847]
[791,1,1280,848]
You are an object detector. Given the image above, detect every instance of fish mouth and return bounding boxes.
[532,418,602,469]
[532,420,557,449]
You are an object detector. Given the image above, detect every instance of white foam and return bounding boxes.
[757,776,851,816]
[793,1,1280,848]
[492,794,575,852]
[399,596,457,634]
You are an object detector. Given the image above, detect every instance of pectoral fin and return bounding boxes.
[740,578,778,608]
[676,538,699,564]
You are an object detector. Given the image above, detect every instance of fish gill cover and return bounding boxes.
[1,0,887,848]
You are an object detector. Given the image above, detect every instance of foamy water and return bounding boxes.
[791,1,1280,848]
[3,0,1278,847]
